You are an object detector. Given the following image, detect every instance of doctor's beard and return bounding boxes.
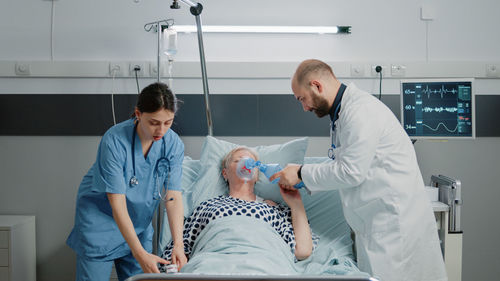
[311,93,330,118]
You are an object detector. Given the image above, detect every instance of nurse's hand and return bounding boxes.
[135,250,169,273]
[269,164,301,190]
[171,243,188,270]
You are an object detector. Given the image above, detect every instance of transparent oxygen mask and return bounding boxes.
[235,157,259,183]
[236,157,305,189]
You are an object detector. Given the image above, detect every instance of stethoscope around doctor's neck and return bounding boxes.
[328,83,346,160]
[328,102,342,160]
[129,121,171,201]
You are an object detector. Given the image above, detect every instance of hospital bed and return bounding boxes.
[126,136,461,281]
[127,136,372,281]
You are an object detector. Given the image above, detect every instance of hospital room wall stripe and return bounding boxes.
[0,94,499,137]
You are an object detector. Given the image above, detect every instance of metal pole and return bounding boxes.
[174,1,213,135]
[157,22,161,83]
[194,14,213,136]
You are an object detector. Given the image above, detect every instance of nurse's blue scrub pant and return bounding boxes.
[76,252,141,281]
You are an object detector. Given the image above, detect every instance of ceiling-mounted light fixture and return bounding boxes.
[174,25,351,34]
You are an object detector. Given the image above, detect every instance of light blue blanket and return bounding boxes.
[180,215,367,277]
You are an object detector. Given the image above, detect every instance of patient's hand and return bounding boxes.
[171,244,188,270]
[135,251,169,273]
[264,199,277,206]
[279,187,303,209]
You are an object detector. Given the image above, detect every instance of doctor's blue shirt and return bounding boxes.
[67,118,184,259]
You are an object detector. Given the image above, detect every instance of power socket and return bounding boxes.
[486,64,500,77]
[129,62,145,77]
[149,62,158,77]
[109,62,125,77]
[149,62,164,78]
[371,65,386,77]
[350,64,365,77]
[15,63,31,76]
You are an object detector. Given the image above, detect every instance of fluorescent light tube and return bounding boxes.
[174,25,350,34]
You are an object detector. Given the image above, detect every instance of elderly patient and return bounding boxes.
[160,147,318,272]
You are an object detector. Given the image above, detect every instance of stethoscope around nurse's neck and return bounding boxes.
[129,120,167,187]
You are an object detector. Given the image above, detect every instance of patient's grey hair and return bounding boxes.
[221,147,259,171]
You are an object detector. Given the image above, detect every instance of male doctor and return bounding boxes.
[271,59,447,281]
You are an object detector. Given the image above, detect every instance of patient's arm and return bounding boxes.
[165,190,187,269]
[279,189,313,260]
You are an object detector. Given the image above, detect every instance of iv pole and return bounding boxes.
[171,0,213,136]
[144,19,174,83]
[144,19,175,256]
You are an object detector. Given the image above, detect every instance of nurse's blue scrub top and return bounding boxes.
[66,118,184,260]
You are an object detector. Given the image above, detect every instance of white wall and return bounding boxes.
[2,0,500,62]
[1,1,500,281]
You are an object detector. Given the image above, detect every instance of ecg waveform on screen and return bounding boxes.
[404,85,459,98]
[401,81,473,138]
[421,85,458,98]
[404,105,459,113]
[422,107,458,113]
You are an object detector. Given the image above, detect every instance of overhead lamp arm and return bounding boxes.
[171,0,213,136]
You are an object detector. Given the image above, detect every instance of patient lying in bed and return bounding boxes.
[159,147,318,274]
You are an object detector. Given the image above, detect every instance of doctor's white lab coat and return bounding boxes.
[302,83,447,281]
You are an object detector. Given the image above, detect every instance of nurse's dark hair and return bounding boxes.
[133,82,181,115]
[294,59,336,87]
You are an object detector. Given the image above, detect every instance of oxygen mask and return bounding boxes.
[236,157,259,183]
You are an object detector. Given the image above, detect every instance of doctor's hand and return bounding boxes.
[269,164,302,190]
[171,243,188,270]
[134,250,169,273]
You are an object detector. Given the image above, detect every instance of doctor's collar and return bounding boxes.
[329,83,347,125]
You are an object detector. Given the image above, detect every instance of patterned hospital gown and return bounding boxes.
[160,195,319,266]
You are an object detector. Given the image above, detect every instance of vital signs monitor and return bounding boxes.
[400,79,475,139]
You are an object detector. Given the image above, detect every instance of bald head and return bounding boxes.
[291,59,340,117]
[292,59,336,89]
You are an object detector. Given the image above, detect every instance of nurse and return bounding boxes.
[271,59,447,281]
[67,82,187,281]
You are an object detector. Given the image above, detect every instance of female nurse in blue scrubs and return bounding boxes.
[67,82,187,281]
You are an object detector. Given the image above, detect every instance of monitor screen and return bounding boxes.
[401,79,475,139]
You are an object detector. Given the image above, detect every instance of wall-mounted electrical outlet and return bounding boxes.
[391,64,406,77]
[371,65,386,77]
[129,62,145,77]
[109,62,125,77]
[350,64,365,77]
[149,62,158,77]
[486,64,500,77]
[15,63,31,76]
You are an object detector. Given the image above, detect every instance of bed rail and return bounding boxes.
[126,273,378,281]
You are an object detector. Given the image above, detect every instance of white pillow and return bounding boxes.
[189,136,309,208]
